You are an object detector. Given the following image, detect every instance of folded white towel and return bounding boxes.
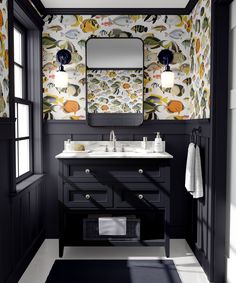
[98,217,127,236]
[185,143,196,192]
[191,145,204,199]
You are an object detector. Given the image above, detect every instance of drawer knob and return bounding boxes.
[138,194,144,200]
[85,169,90,174]
[85,194,91,200]
[138,169,143,174]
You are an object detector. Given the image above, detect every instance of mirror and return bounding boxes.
[87,38,143,68]
[86,38,144,126]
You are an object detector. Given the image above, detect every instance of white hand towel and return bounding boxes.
[185,143,196,192]
[98,217,127,236]
[191,145,204,199]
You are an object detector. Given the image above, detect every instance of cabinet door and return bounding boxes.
[114,182,165,209]
[64,183,113,208]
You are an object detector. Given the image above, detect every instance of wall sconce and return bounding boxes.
[158,49,174,88]
[55,49,71,88]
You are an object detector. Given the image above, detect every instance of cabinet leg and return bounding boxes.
[165,237,170,257]
[59,241,64,258]
[165,241,170,258]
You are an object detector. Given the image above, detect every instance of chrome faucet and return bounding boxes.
[109,130,117,152]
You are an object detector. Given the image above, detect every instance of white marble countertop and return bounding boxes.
[55,141,173,159]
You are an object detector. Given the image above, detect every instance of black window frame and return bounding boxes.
[14,20,34,183]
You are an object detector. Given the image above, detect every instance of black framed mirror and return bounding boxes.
[86,38,144,126]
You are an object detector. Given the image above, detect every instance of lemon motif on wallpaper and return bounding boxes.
[0,0,9,118]
[42,0,211,120]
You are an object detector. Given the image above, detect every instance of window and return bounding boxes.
[14,22,33,182]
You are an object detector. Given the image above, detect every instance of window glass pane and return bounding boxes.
[18,104,29,138]
[15,103,18,138]
[18,139,30,176]
[14,65,23,98]
[14,28,22,65]
[15,142,19,178]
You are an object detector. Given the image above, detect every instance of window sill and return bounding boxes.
[15,174,44,194]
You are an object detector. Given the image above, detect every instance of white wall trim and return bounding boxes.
[230,0,236,30]
[229,89,236,109]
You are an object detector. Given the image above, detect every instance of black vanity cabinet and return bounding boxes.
[57,158,171,257]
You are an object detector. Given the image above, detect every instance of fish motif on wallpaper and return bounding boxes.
[0,0,9,118]
[42,0,211,120]
[87,69,143,114]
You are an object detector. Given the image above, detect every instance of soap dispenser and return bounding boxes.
[154,132,163,153]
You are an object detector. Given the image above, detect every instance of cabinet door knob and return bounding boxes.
[85,194,91,200]
[138,194,144,200]
[138,169,143,174]
[85,169,90,174]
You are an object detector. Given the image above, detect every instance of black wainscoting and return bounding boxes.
[0,122,45,283]
[43,120,211,244]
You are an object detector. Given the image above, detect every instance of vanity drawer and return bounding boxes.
[114,183,164,209]
[65,164,101,181]
[64,183,113,208]
[108,165,164,182]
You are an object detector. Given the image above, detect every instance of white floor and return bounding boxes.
[19,239,210,283]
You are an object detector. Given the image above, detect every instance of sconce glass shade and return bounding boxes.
[55,70,69,88]
[55,49,71,88]
[161,70,175,88]
[158,49,175,88]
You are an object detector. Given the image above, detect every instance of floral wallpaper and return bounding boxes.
[87,69,143,113]
[189,0,211,119]
[42,0,211,120]
[0,0,9,118]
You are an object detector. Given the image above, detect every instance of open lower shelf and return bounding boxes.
[62,210,166,245]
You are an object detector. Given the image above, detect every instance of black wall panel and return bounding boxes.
[0,122,45,283]
[43,120,208,239]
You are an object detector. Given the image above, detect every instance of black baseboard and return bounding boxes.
[5,230,45,283]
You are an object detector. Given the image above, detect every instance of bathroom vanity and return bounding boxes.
[56,142,173,257]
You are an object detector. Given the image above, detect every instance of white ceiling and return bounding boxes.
[41,0,189,9]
